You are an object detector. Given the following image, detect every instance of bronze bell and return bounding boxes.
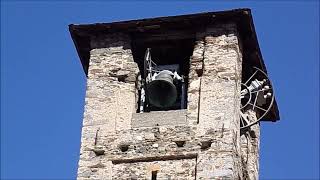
[147,70,177,108]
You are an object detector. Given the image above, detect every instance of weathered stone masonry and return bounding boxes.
[70,9,280,180]
[77,23,244,180]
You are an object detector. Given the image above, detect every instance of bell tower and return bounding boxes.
[69,8,280,180]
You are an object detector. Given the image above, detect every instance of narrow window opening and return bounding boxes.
[151,171,158,180]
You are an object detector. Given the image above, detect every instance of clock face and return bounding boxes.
[240,67,275,130]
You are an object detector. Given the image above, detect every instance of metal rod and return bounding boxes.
[180,76,185,109]
[248,102,267,112]
[143,49,151,112]
[139,88,145,113]
[251,88,270,94]
[245,70,258,85]
[252,91,259,110]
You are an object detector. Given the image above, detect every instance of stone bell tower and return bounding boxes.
[69,8,280,180]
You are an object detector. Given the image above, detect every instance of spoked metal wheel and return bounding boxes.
[240,67,275,130]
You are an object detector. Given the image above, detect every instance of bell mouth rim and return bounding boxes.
[147,80,177,108]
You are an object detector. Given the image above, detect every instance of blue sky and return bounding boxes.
[1,1,319,180]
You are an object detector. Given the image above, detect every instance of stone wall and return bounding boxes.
[240,110,260,180]
[191,23,243,179]
[77,33,139,179]
[77,22,260,180]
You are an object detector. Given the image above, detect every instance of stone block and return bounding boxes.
[132,110,187,128]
